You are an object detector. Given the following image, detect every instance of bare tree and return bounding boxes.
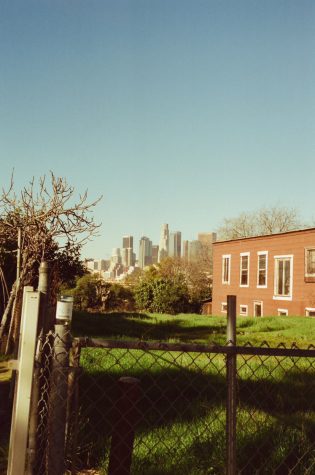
[217,206,302,241]
[0,172,101,351]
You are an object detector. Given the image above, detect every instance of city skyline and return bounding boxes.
[86,224,216,261]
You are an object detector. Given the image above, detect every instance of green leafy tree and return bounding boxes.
[71,274,99,310]
[134,274,189,314]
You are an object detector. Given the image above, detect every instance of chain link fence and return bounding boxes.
[29,333,315,474]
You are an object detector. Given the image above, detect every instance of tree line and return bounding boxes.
[0,172,310,355]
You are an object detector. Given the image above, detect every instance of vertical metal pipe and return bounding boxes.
[26,261,50,474]
[47,324,70,475]
[67,338,81,475]
[226,295,237,475]
[38,261,48,294]
[108,377,141,475]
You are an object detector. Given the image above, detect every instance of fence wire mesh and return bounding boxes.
[32,334,315,475]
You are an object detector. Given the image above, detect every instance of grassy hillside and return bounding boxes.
[72,311,315,347]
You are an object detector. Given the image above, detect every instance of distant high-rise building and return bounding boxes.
[121,247,129,267]
[182,240,189,261]
[152,245,159,264]
[111,248,122,266]
[121,235,135,267]
[139,236,153,269]
[197,232,217,267]
[169,231,181,258]
[84,259,95,272]
[122,235,133,250]
[197,232,217,246]
[188,240,203,262]
[128,248,136,266]
[158,224,169,262]
[94,259,110,271]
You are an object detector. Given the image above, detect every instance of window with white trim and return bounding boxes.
[278,309,288,316]
[257,252,268,288]
[221,302,227,313]
[306,308,315,317]
[222,255,231,284]
[274,255,293,299]
[240,305,248,316]
[305,249,315,277]
[253,301,263,317]
[240,252,250,287]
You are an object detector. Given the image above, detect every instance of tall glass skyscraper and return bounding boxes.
[158,224,169,262]
[169,231,181,258]
[138,236,153,269]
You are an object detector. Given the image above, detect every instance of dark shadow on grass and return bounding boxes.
[71,311,227,342]
[74,351,315,472]
[74,366,227,468]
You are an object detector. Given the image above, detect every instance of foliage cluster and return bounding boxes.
[66,274,135,312]
[66,256,211,315]
[134,275,189,314]
[134,257,211,314]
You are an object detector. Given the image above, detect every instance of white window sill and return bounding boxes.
[273,295,292,301]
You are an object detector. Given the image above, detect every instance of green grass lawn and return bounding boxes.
[72,310,315,347]
[2,313,315,473]
[70,311,315,474]
[76,345,315,474]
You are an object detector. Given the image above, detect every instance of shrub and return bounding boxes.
[135,276,189,314]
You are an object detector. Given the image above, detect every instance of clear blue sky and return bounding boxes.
[1,0,314,258]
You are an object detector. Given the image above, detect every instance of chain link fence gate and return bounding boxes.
[29,335,315,474]
[4,293,315,474]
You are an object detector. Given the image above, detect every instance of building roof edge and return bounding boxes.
[213,226,315,245]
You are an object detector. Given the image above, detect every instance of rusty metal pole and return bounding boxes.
[108,377,141,475]
[47,323,71,475]
[67,338,82,475]
[226,295,237,475]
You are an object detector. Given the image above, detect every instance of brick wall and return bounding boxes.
[212,228,315,317]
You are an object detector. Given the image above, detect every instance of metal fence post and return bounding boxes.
[47,323,71,475]
[7,287,40,475]
[226,295,237,475]
[67,338,82,475]
[108,376,141,475]
[26,260,49,475]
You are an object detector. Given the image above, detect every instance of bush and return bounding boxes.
[71,274,99,310]
[134,276,189,314]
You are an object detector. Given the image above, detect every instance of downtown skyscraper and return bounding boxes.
[138,236,153,269]
[158,224,169,262]
[169,231,181,258]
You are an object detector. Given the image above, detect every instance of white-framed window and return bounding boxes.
[305,307,315,317]
[273,255,293,301]
[305,248,315,277]
[257,251,268,288]
[278,308,288,316]
[222,255,231,285]
[253,301,263,317]
[221,302,227,313]
[240,305,248,316]
[240,252,250,287]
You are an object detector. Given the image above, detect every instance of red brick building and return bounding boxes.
[212,228,315,317]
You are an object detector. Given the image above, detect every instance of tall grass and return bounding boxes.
[77,344,315,474]
[72,311,315,347]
